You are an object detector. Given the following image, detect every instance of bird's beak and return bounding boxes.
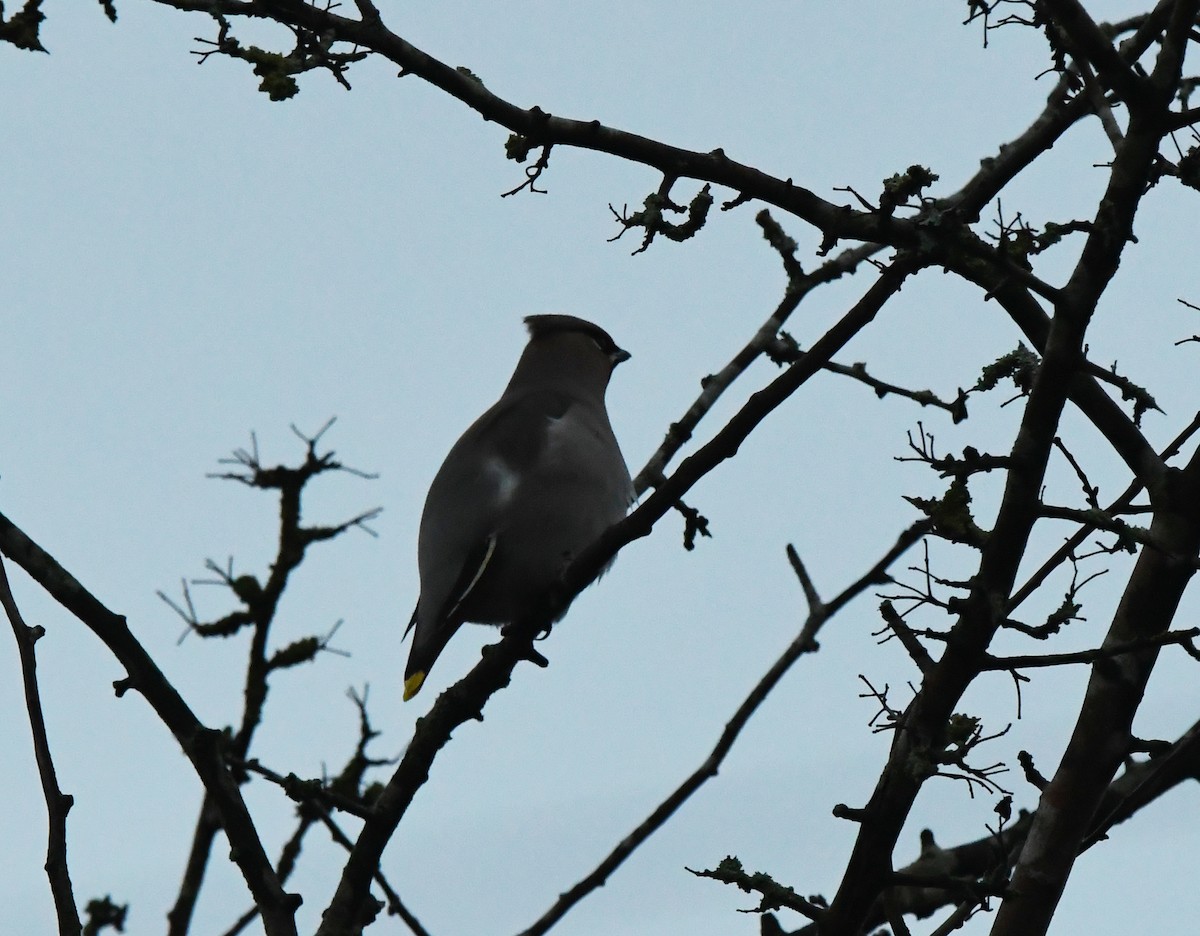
[612,347,631,366]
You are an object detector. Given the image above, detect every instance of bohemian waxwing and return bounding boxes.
[403,314,633,700]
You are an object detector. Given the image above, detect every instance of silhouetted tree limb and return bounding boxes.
[0,512,301,936]
[165,422,378,936]
[0,555,81,936]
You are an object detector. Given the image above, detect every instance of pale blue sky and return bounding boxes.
[3,2,1198,934]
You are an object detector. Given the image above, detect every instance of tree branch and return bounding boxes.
[983,627,1200,669]
[1039,0,1150,107]
[821,39,1175,922]
[168,424,376,935]
[633,237,880,496]
[990,22,1200,925]
[0,555,81,936]
[515,521,928,936]
[0,514,300,936]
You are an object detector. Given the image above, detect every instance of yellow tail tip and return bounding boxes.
[403,671,426,701]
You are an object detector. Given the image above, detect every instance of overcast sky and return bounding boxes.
[3,2,1199,935]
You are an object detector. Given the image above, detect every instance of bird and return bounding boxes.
[403,314,633,701]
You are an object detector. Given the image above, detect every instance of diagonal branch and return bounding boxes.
[516,521,929,936]
[155,0,958,260]
[633,237,881,495]
[1039,0,1150,107]
[1084,715,1200,849]
[987,15,1200,931]
[992,465,1200,933]
[821,46,1177,925]
[775,702,1200,936]
[944,241,1167,491]
[0,514,300,936]
[1007,409,1200,614]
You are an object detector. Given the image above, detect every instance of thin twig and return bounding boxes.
[0,556,82,936]
[171,427,377,934]
[984,628,1200,669]
[633,241,882,496]
[1007,410,1200,613]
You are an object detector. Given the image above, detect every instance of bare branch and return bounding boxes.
[170,426,378,934]
[984,627,1200,670]
[1039,0,1150,107]
[878,600,935,673]
[0,555,82,936]
[1008,410,1200,614]
[0,514,300,936]
[513,521,928,936]
[687,857,824,921]
[633,240,881,496]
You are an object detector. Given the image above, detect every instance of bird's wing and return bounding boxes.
[401,530,493,641]
[413,388,573,623]
[435,532,498,625]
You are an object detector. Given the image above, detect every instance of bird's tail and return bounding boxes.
[402,609,463,701]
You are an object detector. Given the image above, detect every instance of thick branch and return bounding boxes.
[989,19,1200,928]
[992,468,1200,933]
[821,46,1174,924]
[1040,0,1150,107]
